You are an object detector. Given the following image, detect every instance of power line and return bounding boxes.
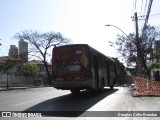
[134,0,137,11]
[131,0,137,17]
[149,14,160,19]
[138,12,160,19]
[142,0,153,32]
[150,13,160,17]
[140,0,144,16]
[143,0,149,16]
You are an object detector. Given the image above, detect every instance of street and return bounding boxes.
[0,87,160,120]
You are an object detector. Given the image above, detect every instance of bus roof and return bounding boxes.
[54,44,115,63]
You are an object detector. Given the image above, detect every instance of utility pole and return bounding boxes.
[135,12,143,76]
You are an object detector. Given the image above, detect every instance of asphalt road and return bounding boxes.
[0,87,160,120]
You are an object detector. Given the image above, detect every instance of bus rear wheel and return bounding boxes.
[110,86,114,90]
[100,81,105,93]
[70,89,80,94]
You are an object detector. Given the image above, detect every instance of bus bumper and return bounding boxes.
[52,80,91,90]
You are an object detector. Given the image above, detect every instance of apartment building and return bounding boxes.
[19,39,28,62]
[8,45,18,58]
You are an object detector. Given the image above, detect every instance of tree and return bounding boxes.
[111,25,160,79]
[140,26,160,78]
[15,30,71,85]
[0,38,1,45]
[18,64,38,86]
[112,57,127,85]
[0,39,1,52]
[0,64,4,71]
[0,62,14,89]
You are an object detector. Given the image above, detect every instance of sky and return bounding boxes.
[0,0,160,61]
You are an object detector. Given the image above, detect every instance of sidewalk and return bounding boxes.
[0,86,44,91]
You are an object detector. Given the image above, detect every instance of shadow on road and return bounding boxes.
[24,88,118,117]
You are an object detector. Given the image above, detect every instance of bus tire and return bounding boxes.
[100,80,105,93]
[70,89,80,94]
[110,86,114,90]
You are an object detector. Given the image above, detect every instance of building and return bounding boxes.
[0,56,35,87]
[26,60,52,75]
[19,39,28,62]
[8,45,18,58]
[149,40,160,63]
[154,40,160,55]
[26,60,52,85]
[149,40,160,80]
[0,56,22,72]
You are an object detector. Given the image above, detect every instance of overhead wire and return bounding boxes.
[131,0,156,34]
[131,0,137,17]
[149,13,160,19]
[140,0,144,16]
[143,0,149,16]
[139,0,147,32]
[142,0,153,32]
[134,0,137,12]
[131,0,138,32]
[131,0,157,36]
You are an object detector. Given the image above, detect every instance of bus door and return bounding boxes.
[93,55,99,88]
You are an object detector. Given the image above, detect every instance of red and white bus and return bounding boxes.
[52,44,116,93]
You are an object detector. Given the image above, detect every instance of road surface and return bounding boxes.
[0,87,160,120]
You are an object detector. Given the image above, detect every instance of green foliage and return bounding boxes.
[110,25,160,78]
[14,30,71,85]
[112,57,127,77]
[112,57,127,85]
[18,64,38,77]
[126,67,136,76]
[0,39,1,52]
[17,64,38,86]
[0,64,4,71]
[0,62,14,73]
[153,63,160,69]
[0,39,1,46]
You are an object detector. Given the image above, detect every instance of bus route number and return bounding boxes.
[76,50,82,55]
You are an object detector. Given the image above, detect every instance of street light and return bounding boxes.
[105,24,128,38]
[105,24,143,76]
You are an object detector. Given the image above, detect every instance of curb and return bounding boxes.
[0,86,47,91]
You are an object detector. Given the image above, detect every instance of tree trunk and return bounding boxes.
[31,72,36,86]
[44,62,52,85]
[142,57,151,79]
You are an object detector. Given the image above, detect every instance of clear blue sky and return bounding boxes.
[0,0,160,59]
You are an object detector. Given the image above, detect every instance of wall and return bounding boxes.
[0,73,43,87]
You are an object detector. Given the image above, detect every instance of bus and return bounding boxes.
[52,44,116,93]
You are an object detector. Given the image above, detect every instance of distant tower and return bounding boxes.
[8,45,18,58]
[18,39,28,62]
